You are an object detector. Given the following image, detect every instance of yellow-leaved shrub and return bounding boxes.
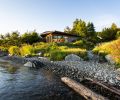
[8,46,20,56]
[93,39,120,66]
[20,45,35,56]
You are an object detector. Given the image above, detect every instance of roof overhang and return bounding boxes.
[41,31,80,37]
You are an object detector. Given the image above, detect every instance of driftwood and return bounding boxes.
[61,77,107,100]
[85,78,120,96]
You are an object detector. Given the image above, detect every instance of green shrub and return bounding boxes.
[57,42,76,48]
[34,42,47,51]
[45,43,59,51]
[59,46,68,50]
[63,48,87,59]
[72,40,95,49]
[84,41,95,49]
[116,31,120,38]
[20,45,35,56]
[73,40,84,46]
[43,53,50,57]
[98,28,116,41]
[34,42,59,54]
[8,46,20,56]
[49,48,87,61]
[50,51,67,61]
[0,46,8,52]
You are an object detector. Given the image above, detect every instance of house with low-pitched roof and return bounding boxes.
[41,31,80,43]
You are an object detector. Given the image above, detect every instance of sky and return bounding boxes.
[0,0,120,34]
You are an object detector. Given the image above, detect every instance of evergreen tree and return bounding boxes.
[5,33,10,39]
[29,31,40,44]
[111,23,117,30]
[64,26,71,33]
[87,22,95,37]
[99,28,116,41]
[0,34,4,40]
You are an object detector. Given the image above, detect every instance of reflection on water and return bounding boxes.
[0,64,82,100]
[7,66,17,74]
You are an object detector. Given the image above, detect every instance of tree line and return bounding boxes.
[0,18,120,47]
[64,19,120,43]
[0,30,42,47]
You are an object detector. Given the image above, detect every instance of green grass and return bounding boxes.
[47,46,87,61]
[33,42,87,61]
[7,42,88,61]
[93,38,120,66]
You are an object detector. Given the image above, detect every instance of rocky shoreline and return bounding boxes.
[0,56,120,87]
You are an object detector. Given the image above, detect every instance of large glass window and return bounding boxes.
[53,35,63,39]
[53,36,58,39]
[58,36,63,39]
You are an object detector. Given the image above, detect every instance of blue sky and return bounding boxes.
[0,0,120,34]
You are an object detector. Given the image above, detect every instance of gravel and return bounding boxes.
[1,56,120,86]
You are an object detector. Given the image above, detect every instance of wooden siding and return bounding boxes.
[44,33,79,43]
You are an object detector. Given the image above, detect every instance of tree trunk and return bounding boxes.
[61,77,108,100]
[85,78,120,96]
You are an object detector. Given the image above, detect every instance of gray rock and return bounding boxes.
[53,61,120,86]
[38,57,50,61]
[2,56,120,86]
[116,68,120,72]
[37,52,42,56]
[87,50,99,61]
[24,61,36,68]
[65,54,83,61]
[87,50,94,60]
[105,54,115,64]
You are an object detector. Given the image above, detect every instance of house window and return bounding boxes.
[53,36,58,39]
[53,35,63,39]
[58,36,63,39]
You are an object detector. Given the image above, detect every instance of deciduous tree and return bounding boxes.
[71,19,87,37]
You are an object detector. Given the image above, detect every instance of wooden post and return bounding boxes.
[61,77,108,100]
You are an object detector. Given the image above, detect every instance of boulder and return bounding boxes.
[87,50,94,60]
[116,68,120,80]
[105,54,115,64]
[116,68,120,72]
[87,50,99,61]
[65,54,83,61]
[24,61,36,68]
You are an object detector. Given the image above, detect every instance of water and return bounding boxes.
[0,63,82,100]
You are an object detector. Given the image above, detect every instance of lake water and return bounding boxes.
[0,63,82,100]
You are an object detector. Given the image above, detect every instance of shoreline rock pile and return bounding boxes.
[53,61,120,85]
[0,55,120,87]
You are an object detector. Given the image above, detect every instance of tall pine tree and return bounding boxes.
[86,22,96,41]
